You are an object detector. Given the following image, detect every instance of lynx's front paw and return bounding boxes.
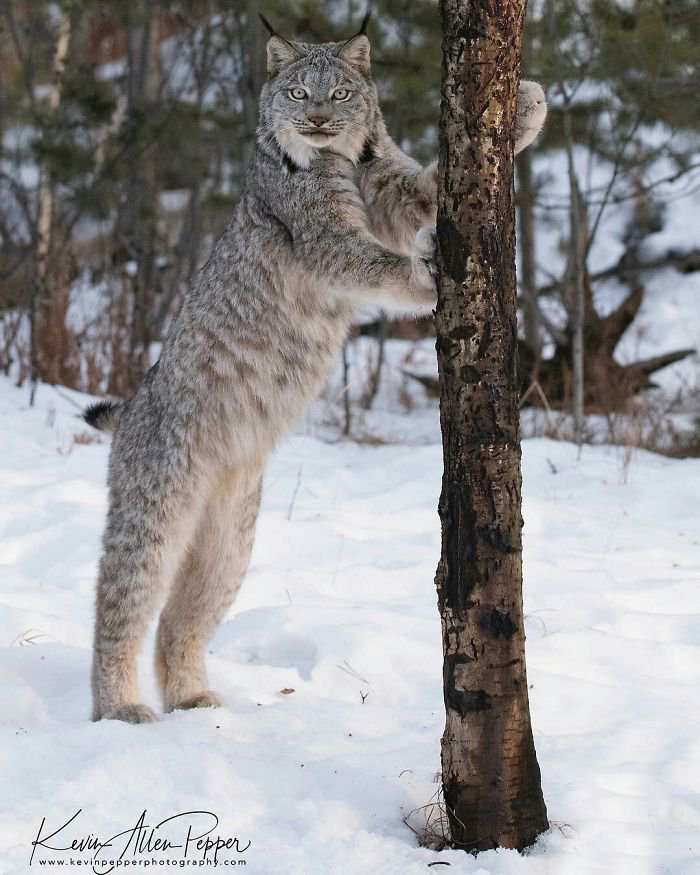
[514,80,547,155]
[410,228,438,306]
[415,226,437,268]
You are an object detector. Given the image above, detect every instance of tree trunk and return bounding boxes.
[30,5,71,398]
[241,0,267,164]
[561,96,586,447]
[516,23,541,369]
[435,0,548,852]
[118,0,161,392]
[517,148,541,368]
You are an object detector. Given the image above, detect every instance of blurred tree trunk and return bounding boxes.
[561,93,586,447]
[435,0,548,852]
[117,0,161,393]
[31,5,71,398]
[517,148,541,369]
[240,0,267,162]
[516,19,540,373]
[363,0,415,410]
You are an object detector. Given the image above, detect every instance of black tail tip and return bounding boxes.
[82,400,118,432]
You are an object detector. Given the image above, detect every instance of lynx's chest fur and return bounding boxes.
[150,156,366,462]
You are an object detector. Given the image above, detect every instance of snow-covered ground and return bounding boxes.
[1,375,699,875]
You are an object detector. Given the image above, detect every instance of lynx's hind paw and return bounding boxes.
[100,703,159,724]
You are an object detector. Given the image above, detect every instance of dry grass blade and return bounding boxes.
[336,660,369,684]
[402,785,452,852]
[10,628,59,647]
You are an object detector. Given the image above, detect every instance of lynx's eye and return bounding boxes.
[288,87,307,101]
[332,88,352,101]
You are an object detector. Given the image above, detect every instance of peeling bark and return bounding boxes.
[435,0,548,851]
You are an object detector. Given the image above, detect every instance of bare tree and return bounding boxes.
[560,87,587,447]
[517,149,541,367]
[434,0,548,851]
[31,5,72,396]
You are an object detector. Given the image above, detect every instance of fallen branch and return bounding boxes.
[536,247,700,297]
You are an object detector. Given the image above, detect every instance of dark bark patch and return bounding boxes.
[440,480,479,612]
[476,522,519,553]
[460,364,480,382]
[479,222,503,273]
[478,606,518,639]
[447,684,492,714]
[437,215,468,285]
[449,324,475,342]
[455,21,489,45]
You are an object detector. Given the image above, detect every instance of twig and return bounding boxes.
[286,463,303,521]
[585,110,644,261]
[52,385,87,412]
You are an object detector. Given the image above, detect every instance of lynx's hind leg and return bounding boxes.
[92,473,207,723]
[156,465,263,714]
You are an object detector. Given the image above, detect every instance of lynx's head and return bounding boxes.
[258,14,382,170]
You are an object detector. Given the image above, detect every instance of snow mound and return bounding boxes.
[1,377,699,874]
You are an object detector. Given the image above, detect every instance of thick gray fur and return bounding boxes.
[86,30,547,723]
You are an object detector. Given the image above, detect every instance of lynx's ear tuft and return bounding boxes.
[266,36,301,75]
[338,34,371,75]
[259,16,301,76]
[357,8,372,36]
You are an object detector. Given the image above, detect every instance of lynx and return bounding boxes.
[84,17,546,723]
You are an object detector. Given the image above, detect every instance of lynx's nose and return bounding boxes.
[307,115,330,127]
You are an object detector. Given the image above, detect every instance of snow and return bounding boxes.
[525,139,700,404]
[1,375,699,874]
[95,59,127,82]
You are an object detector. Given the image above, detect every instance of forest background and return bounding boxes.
[0,0,698,451]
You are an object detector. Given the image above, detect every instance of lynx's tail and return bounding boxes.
[82,400,122,433]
